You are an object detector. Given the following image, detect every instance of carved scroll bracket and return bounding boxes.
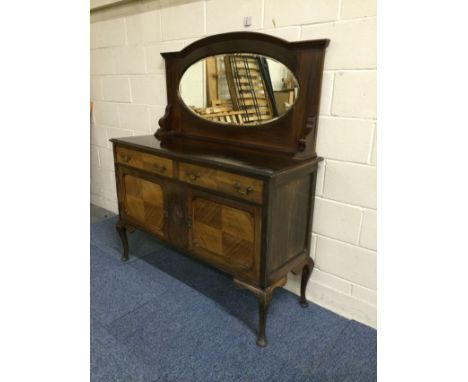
[298,116,317,152]
[155,104,172,139]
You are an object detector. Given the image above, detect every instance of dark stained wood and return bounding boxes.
[156,32,329,159]
[187,189,261,281]
[128,175,164,232]
[234,277,287,347]
[191,197,255,268]
[110,31,328,347]
[116,166,170,242]
[300,257,315,307]
[266,176,312,275]
[115,221,129,262]
[116,146,174,178]
[179,162,264,204]
[111,134,321,177]
[166,181,189,249]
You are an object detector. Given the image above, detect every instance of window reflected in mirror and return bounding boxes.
[179,54,299,126]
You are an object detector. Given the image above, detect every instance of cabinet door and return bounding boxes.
[119,168,167,238]
[188,190,261,279]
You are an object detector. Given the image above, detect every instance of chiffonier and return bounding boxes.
[111,32,329,347]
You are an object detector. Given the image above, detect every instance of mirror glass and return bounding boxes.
[179,53,299,126]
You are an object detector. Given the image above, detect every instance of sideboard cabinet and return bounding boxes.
[111,32,329,346]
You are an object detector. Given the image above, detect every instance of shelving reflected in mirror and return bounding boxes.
[179,53,299,126]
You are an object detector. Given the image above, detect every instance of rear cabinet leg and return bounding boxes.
[116,221,129,262]
[300,258,315,307]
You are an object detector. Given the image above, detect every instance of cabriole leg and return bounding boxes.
[256,291,272,347]
[300,257,314,307]
[234,277,287,347]
[116,222,129,262]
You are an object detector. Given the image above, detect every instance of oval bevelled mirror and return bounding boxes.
[179,53,299,126]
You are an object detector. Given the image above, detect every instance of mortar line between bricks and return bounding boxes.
[315,195,374,210]
[314,232,376,254]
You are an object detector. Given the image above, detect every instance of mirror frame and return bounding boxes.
[156,32,329,158]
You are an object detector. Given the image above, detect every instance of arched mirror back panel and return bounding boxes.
[156,32,329,159]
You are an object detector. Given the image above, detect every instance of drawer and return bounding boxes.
[116,146,174,178]
[179,162,263,204]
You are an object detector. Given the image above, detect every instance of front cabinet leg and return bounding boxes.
[300,257,315,307]
[234,277,287,347]
[116,221,129,262]
[256,292,272,347]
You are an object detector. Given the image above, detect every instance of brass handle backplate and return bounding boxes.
[169,203,192,228]
[186,172,200,181]
[153,163,167,172]
[233,182,254,195]
[171,203,184,226]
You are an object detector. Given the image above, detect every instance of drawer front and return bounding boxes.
[179,162,263,204]
[116,146,174,178]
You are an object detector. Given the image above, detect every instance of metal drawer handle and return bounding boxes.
[233,182,254,195]
[152,163,167,172]
[186,172,200,181]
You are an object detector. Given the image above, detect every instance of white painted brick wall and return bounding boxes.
[262,26,301,41]
[114,46,146,74]
[263,0,339,28]
[90,18,126,49]
[102,76,132,102]
[90,123,109,148]
[160,1,205,40]
[332,71,377,118]
[93,101,119,126]
[302,18,376,70]
[323,161,377,209]
[340,0,376,20]
[145,41,185,73]
[90,0,377,328]
[130,75,166,105]
[313,197,362,245]
[126,10,162,44]
[316,236,376,290]
[317,117,374,163]
[360,209,377,251]
[118,103,151,132]
[206,0,264,34]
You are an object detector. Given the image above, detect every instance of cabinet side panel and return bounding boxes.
[267,175,312,274]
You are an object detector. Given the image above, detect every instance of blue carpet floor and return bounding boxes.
[91,217,376,382]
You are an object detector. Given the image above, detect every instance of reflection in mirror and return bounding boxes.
[179,54,299,126]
